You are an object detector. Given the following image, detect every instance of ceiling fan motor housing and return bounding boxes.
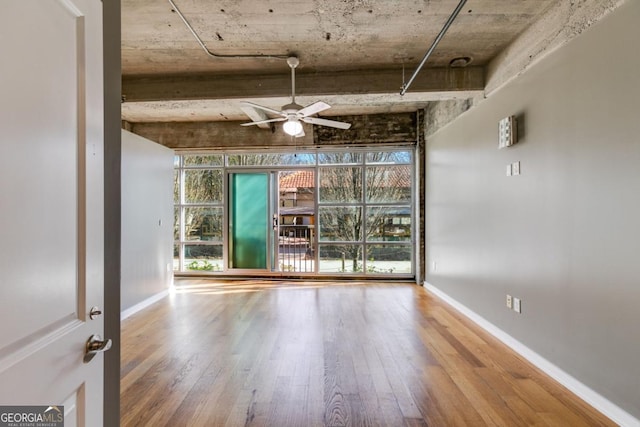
[282,103,303,113]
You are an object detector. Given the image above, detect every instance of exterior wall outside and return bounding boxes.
[121,130,174,311]
[425,1,640,420]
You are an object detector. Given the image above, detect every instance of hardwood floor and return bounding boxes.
[121,280,614,426]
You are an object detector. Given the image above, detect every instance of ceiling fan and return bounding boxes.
[240,56,351,137]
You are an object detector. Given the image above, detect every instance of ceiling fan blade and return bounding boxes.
[240,101,285,117]
[239,104,272,129]
[302,116,352,130]
[298,101,331,117]
[241,117,286,126]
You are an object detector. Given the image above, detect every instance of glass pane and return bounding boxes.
[227,153,315,166]
[366,165,411,203]
[366,207,411,241]
[173,155,181,167]
[287,153,316,165]
[278,224,315,273]
[318,152,362,165]
[366,244,412,274]
[173,244,180,271]
[319,207,362,242]
[174,207,180,241]
[366,151,411,164]
[184,207,223,242]
[183,154,223,166]
[319,244,363,273]
[230,173,268,269]
[318,167,362,203]
[184,169,223,203]
[279,170,315,208]
[173,169,180,204]
[184,245,223,272]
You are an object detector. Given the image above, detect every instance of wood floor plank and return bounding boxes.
[121,280,616,426]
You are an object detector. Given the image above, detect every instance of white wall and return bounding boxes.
[425,1,640,422]
[121,130,174,312]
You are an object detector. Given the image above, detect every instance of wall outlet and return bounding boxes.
[506,294,513,309]
[513,297,522,313]
[432,262,437,272]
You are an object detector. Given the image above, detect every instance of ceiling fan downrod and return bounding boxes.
[287,56,299,105]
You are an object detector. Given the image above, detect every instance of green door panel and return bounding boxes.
[230,173,268,269]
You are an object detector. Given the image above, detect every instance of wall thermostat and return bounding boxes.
[498,116,518,148]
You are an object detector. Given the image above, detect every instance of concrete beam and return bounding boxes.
[131,121,313,149]
[130,112,417,149]
[122,67,484,102]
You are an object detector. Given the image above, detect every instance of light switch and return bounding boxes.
[506,164,512,176]
[513,297,521,313]
[513,161,520,176]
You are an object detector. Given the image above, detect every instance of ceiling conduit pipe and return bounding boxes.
[400,0,468,96]
[168,0,289,60]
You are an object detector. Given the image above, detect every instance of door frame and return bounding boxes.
[103,0,122,425]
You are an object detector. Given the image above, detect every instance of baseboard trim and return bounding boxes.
[120,289,169,321]
[424,281,640,427]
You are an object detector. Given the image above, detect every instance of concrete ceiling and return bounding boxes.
[121,0,557,126]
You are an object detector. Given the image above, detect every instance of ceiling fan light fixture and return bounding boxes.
[283,119,303,136]
[239,57,351,133]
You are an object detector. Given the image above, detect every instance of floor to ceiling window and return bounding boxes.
[317,151,412,274]
[173,147,415,277]
[174,154,225,272]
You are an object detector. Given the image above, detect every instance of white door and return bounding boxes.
[0,0,106,425]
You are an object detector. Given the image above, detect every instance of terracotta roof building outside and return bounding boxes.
[279,168,411,190]
[279,170,314,190]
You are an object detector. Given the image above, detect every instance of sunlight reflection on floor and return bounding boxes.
[171,279,401,296]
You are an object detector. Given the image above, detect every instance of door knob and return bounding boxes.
[83,334,112,363]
